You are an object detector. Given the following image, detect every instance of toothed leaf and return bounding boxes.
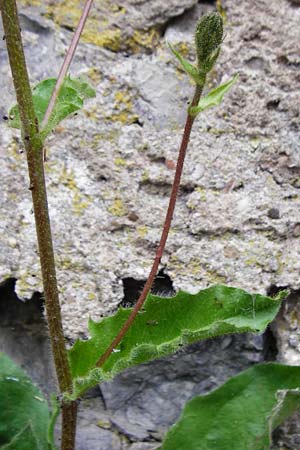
[67,285,285,400]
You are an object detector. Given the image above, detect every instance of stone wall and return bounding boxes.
[1,0,300,448]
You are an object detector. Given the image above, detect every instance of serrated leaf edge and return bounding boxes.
[66,308,280,401]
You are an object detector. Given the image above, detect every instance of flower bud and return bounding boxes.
[195,12,223,73]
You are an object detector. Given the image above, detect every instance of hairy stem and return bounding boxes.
[1,1,76,448]
[41,0,93,129]
[96,83,204,368]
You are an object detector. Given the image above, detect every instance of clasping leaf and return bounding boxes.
[168,43,205,86]
[189,74,238,117]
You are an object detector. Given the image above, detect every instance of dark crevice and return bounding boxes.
[263,327,278,361]
[0,277,44,324]
[277,54,300,68]
[266,285,300,448]
[132,117,144,127]
[262,284,289,362]
[152,268,175,297]
[120,269,175,307]
[121,277,146,307]
[189,227,242,238]
[139,178,194,196]
[147,156,166,164]
[97,385,108,410]
[179,184,196,194]
[266,99,281,110]
[0,277,56,394]
[267,284,289,298]
[139,179,172,196]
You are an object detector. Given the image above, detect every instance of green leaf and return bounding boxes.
[47,396,60,450]
[63,76,96,99]
[2,424,42,450]
[160,363,300,450]
[189,74,239,117]
[67,285,285,400]
[0,352,53,450]
[8,76,96,141]
[168,43,205,86]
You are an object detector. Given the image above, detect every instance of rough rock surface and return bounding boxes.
[1,0,300,448]
[1,0,300,339]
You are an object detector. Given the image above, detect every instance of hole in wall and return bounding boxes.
[151,268,175,297]
[121,277,146,307]
[264,284,290,359]
[121,269,175,307]
[0,277,56,394]
[263,327,278,361]
[0,278,44,324]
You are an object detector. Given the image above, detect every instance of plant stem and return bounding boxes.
[1,1,76,448]
[96,83,204,368]
[41,0,93,129]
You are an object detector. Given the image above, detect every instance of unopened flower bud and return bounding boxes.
[195,12,223,73]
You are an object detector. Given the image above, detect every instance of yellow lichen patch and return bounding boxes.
[57,256,73,270]
[137,225,148,237]
[87,292,97,301]
[114,158,127,167]
[45,0,122,50]
[57,166,91,215]
[45,0,81,28]
[216,0,227,22]
[87,67,103,85]
[91,129,120,148]
[188,258,203,276]
[195,187,207,201]
[172,41,194,61]
[82,28,122,52]
[83,105,98,121]
[110,4,126,15]
[206,269,227,284]
[97,419,111,429]
[126,28,160,53]
[141,170,149,182]
[108,110,139,125]
[115,91,131,105]
[108,198,127,217]
[7,138,23,161]
[244,257,263,268]
[72,191,91,215]
[57,256,85,272]
[36,0,159,54]
[18,0,42,6]
[59,166,77,191]
[108,90,139,125]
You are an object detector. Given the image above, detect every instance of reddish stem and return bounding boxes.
[96,84,203,368]
[41,0,93,128]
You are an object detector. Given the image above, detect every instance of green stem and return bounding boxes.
[1,1,76,449]
[96,82,204,368]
